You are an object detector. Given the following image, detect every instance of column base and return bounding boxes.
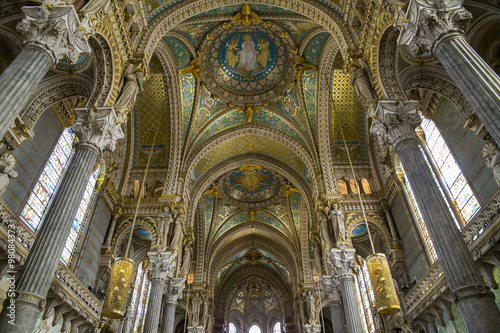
[0,292,43,332]
[304,323,321,333]
[187,325,205,333]
[453,285,500,332]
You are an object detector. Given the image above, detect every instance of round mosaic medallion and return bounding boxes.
[218,166,284,209]
[200,22,296,105]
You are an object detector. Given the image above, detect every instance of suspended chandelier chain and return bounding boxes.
[125,119,162,258]
[340,126,376,255]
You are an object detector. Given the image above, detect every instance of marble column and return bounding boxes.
[322,276,347,333]
[143,251,178,333]
[0,5,90,140]
[416,129,466,228]
[326,249,363,333]
[371,100,500,332]
[398,0,500,146]
[161,278,184,333]
[0,107,123,333]
[102,205,122,251]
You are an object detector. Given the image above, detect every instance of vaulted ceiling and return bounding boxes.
[127,2,366,289]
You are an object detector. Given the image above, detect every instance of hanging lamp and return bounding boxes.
[340,126,400,316]
[101,120,161,319]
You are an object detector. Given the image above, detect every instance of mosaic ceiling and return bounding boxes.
[199,21,295,105]
[220,166,282,204]
[133,53,170,169]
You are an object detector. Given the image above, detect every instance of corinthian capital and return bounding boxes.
[72,107,124,152]
[370,101,421,148]
[397,0,472,56]
[147,251,178,281]
[326,248,356,280]
[164,278,185,303]
[16,5,91,66]
[321,275,341,302]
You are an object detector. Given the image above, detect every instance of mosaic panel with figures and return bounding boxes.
[209,25,287,95]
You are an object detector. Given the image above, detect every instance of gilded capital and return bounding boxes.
[17,5,91,66]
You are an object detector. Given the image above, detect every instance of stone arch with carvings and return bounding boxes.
[137,0,355,66]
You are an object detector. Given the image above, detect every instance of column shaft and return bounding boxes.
[434,34,500,145]
[161,302,177,333]
[143,279,165,333]
[102,214,119,249]
[329,302,346,333]
[419,139,465,227]
[338,279,362,333]
[0,143,99,332]
[396,139,500,331]
[0,46,52,139]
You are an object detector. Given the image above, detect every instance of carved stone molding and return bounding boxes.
[326,248,356,280]
[164,277,185,304]
[17,5,91,66]
[370,100,421,148]
[147,251,178,281]
[321,275,341,302]
[397,0,472,56]
[73,107,124,152]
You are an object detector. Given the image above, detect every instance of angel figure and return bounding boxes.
[168,213,185,249]
[236,104,261,123]
[348,57,378,107]
[482,142,500,186]
[179,57,202,81]
[114,64,144,112]
[231,3,262,25]
[225,38,240,68]
[294,55,317,79]
[0,154,17,196]
[156,205,174,248]
[79,0,112,15]
[180,238,193,275]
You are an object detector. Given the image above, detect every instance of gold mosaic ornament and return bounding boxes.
[366,253,401,316]
[101,257,135,319]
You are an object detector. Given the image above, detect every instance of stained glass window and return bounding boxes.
[249,325,261,333]
[229,323,237,333]
[21,128,76,231]
[401,166,438,261]
[61,165,99,265]
[131,261,151,333]
[273,322,281,333]
[354,259,375,333]
[420,118,480,222]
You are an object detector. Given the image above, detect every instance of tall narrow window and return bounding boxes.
[354,259,376,333]
[400,166,438,261]
[61,165,100,265]
[130,261,151,333]
[249,325,261,333]
[21,128,75,231]
[272,322,281,333]
[420,118,480,222]
[229,323,237,333]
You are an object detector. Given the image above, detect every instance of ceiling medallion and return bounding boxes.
[199,20,296,106]
[218,165,285,210]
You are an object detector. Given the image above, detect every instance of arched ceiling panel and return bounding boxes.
[187,136,312,192]
[133,53,170,168]
[146,2,345,23]
[330,52,368,164]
